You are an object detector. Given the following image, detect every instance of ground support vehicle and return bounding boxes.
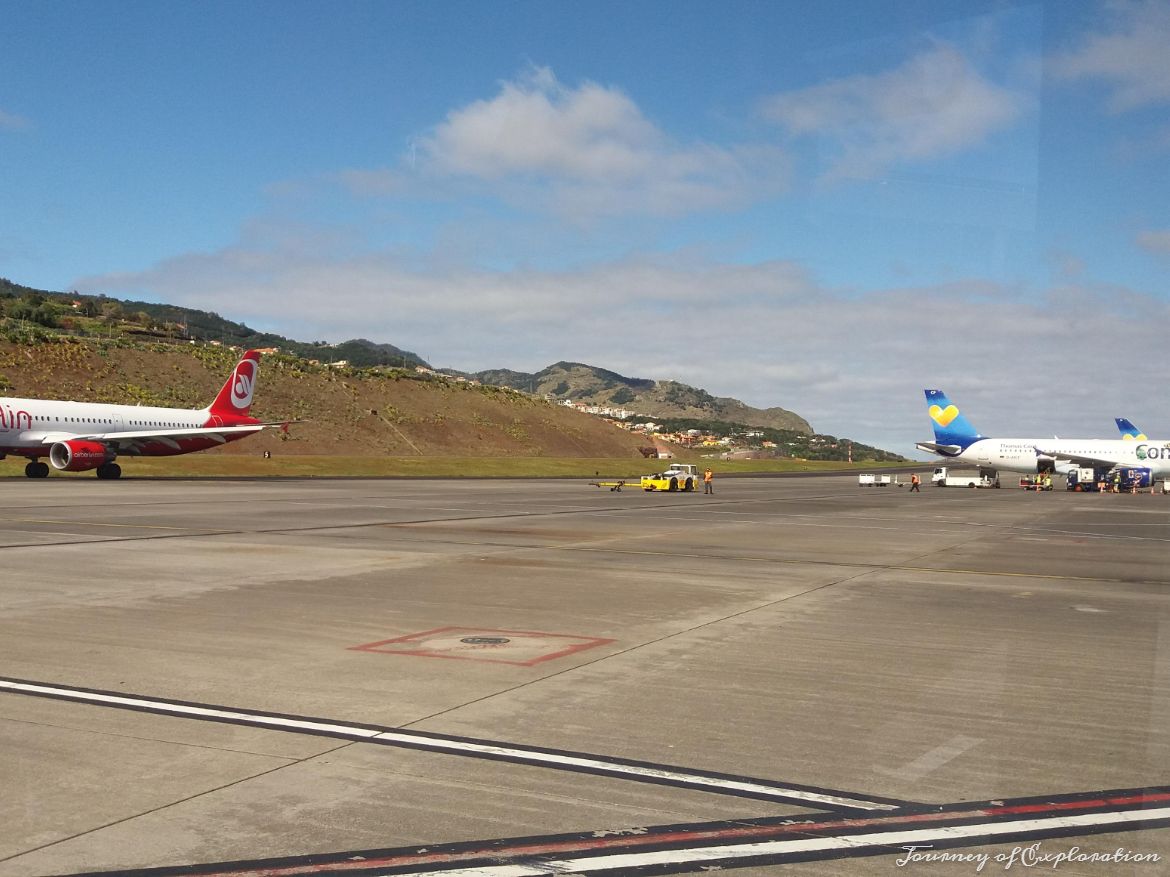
[858,473,895,486]
[932,466,999,488]
[933,467,998,488]
[1066,467,1107,491]
[641,463,698,492]
[1066,467,1153,492]
[1019,476,1054,491]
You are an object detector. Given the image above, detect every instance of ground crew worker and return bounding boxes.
[703,467,714,495]
[1043,474,1052,491]
[909,473,921,492]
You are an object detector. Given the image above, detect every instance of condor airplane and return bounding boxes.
[917,389,1170,480]
[0,349,280,479]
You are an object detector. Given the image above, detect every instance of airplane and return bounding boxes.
[917,389,1170,481]
[1116,417,1147,440]
[0,349,285,479]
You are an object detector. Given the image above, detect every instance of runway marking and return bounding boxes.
[58,787,1170,876]
[1072,507,1168,514]
[874,735,982,782]
[2,518,197,531]
[0,677,905,812]
[350,626,616,666]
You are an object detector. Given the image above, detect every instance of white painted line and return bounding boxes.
[0,679,897,811]
[0,679,382,739]
[874,735,982,782]
[369,730,890,810]
[364,806,1170,876]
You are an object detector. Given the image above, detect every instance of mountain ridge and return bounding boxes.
[3,277,809,433]
[453,361,812,434]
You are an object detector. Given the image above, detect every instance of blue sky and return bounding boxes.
[2,0,1168,456]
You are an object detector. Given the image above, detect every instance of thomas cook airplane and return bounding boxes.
[0,349,285,479]
[917,389,1170,482]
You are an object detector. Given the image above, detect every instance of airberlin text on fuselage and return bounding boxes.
[0,405,32,431]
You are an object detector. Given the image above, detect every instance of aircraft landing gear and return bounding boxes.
[95,462,122,480]
[25,461,50,478]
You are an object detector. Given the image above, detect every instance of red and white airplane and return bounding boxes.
[0,349,282,479]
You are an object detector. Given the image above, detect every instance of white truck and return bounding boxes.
[932,466,998,488]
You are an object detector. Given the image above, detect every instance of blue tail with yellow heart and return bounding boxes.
[924,389,984,451]
[1116,417,1146,440]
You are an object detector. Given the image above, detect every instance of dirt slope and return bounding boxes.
[0,340,649,458]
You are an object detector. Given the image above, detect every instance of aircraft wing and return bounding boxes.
[38,425,266,451]
[1034,447,1119,469]
[915,441,963,456]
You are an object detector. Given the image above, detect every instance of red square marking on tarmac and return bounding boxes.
[349,627,615,666]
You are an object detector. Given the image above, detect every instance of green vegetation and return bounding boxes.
[0,277,425,368]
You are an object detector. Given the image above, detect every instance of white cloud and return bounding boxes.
[423,67,660,180]
[1052,1,1170,111]
[760,43,1022,180]
[74,238,1170,457]
[341,67,789,219]
[1137,229,1170,256]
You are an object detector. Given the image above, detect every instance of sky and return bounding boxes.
[2,0,1168,458]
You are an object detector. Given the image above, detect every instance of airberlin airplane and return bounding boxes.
[0,349,281,479]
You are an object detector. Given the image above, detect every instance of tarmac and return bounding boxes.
[0,473,1168,876]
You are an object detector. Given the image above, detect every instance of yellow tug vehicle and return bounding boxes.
[640,463,699,492]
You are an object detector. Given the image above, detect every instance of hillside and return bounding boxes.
[0,279,912,464]
[0,339,650,458]
[0,278,426,369]
[462,361,813,434]
[1,279,810,433]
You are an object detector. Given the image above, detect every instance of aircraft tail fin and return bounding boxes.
[206,350,261,419]
[1116,417,1146,441]
[924,389,984,450]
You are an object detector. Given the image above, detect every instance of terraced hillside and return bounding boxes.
[0,340,649,459]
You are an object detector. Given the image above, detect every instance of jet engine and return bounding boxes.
[49,440,115,472]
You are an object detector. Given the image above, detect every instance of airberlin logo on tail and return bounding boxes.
[231,360,257,410]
